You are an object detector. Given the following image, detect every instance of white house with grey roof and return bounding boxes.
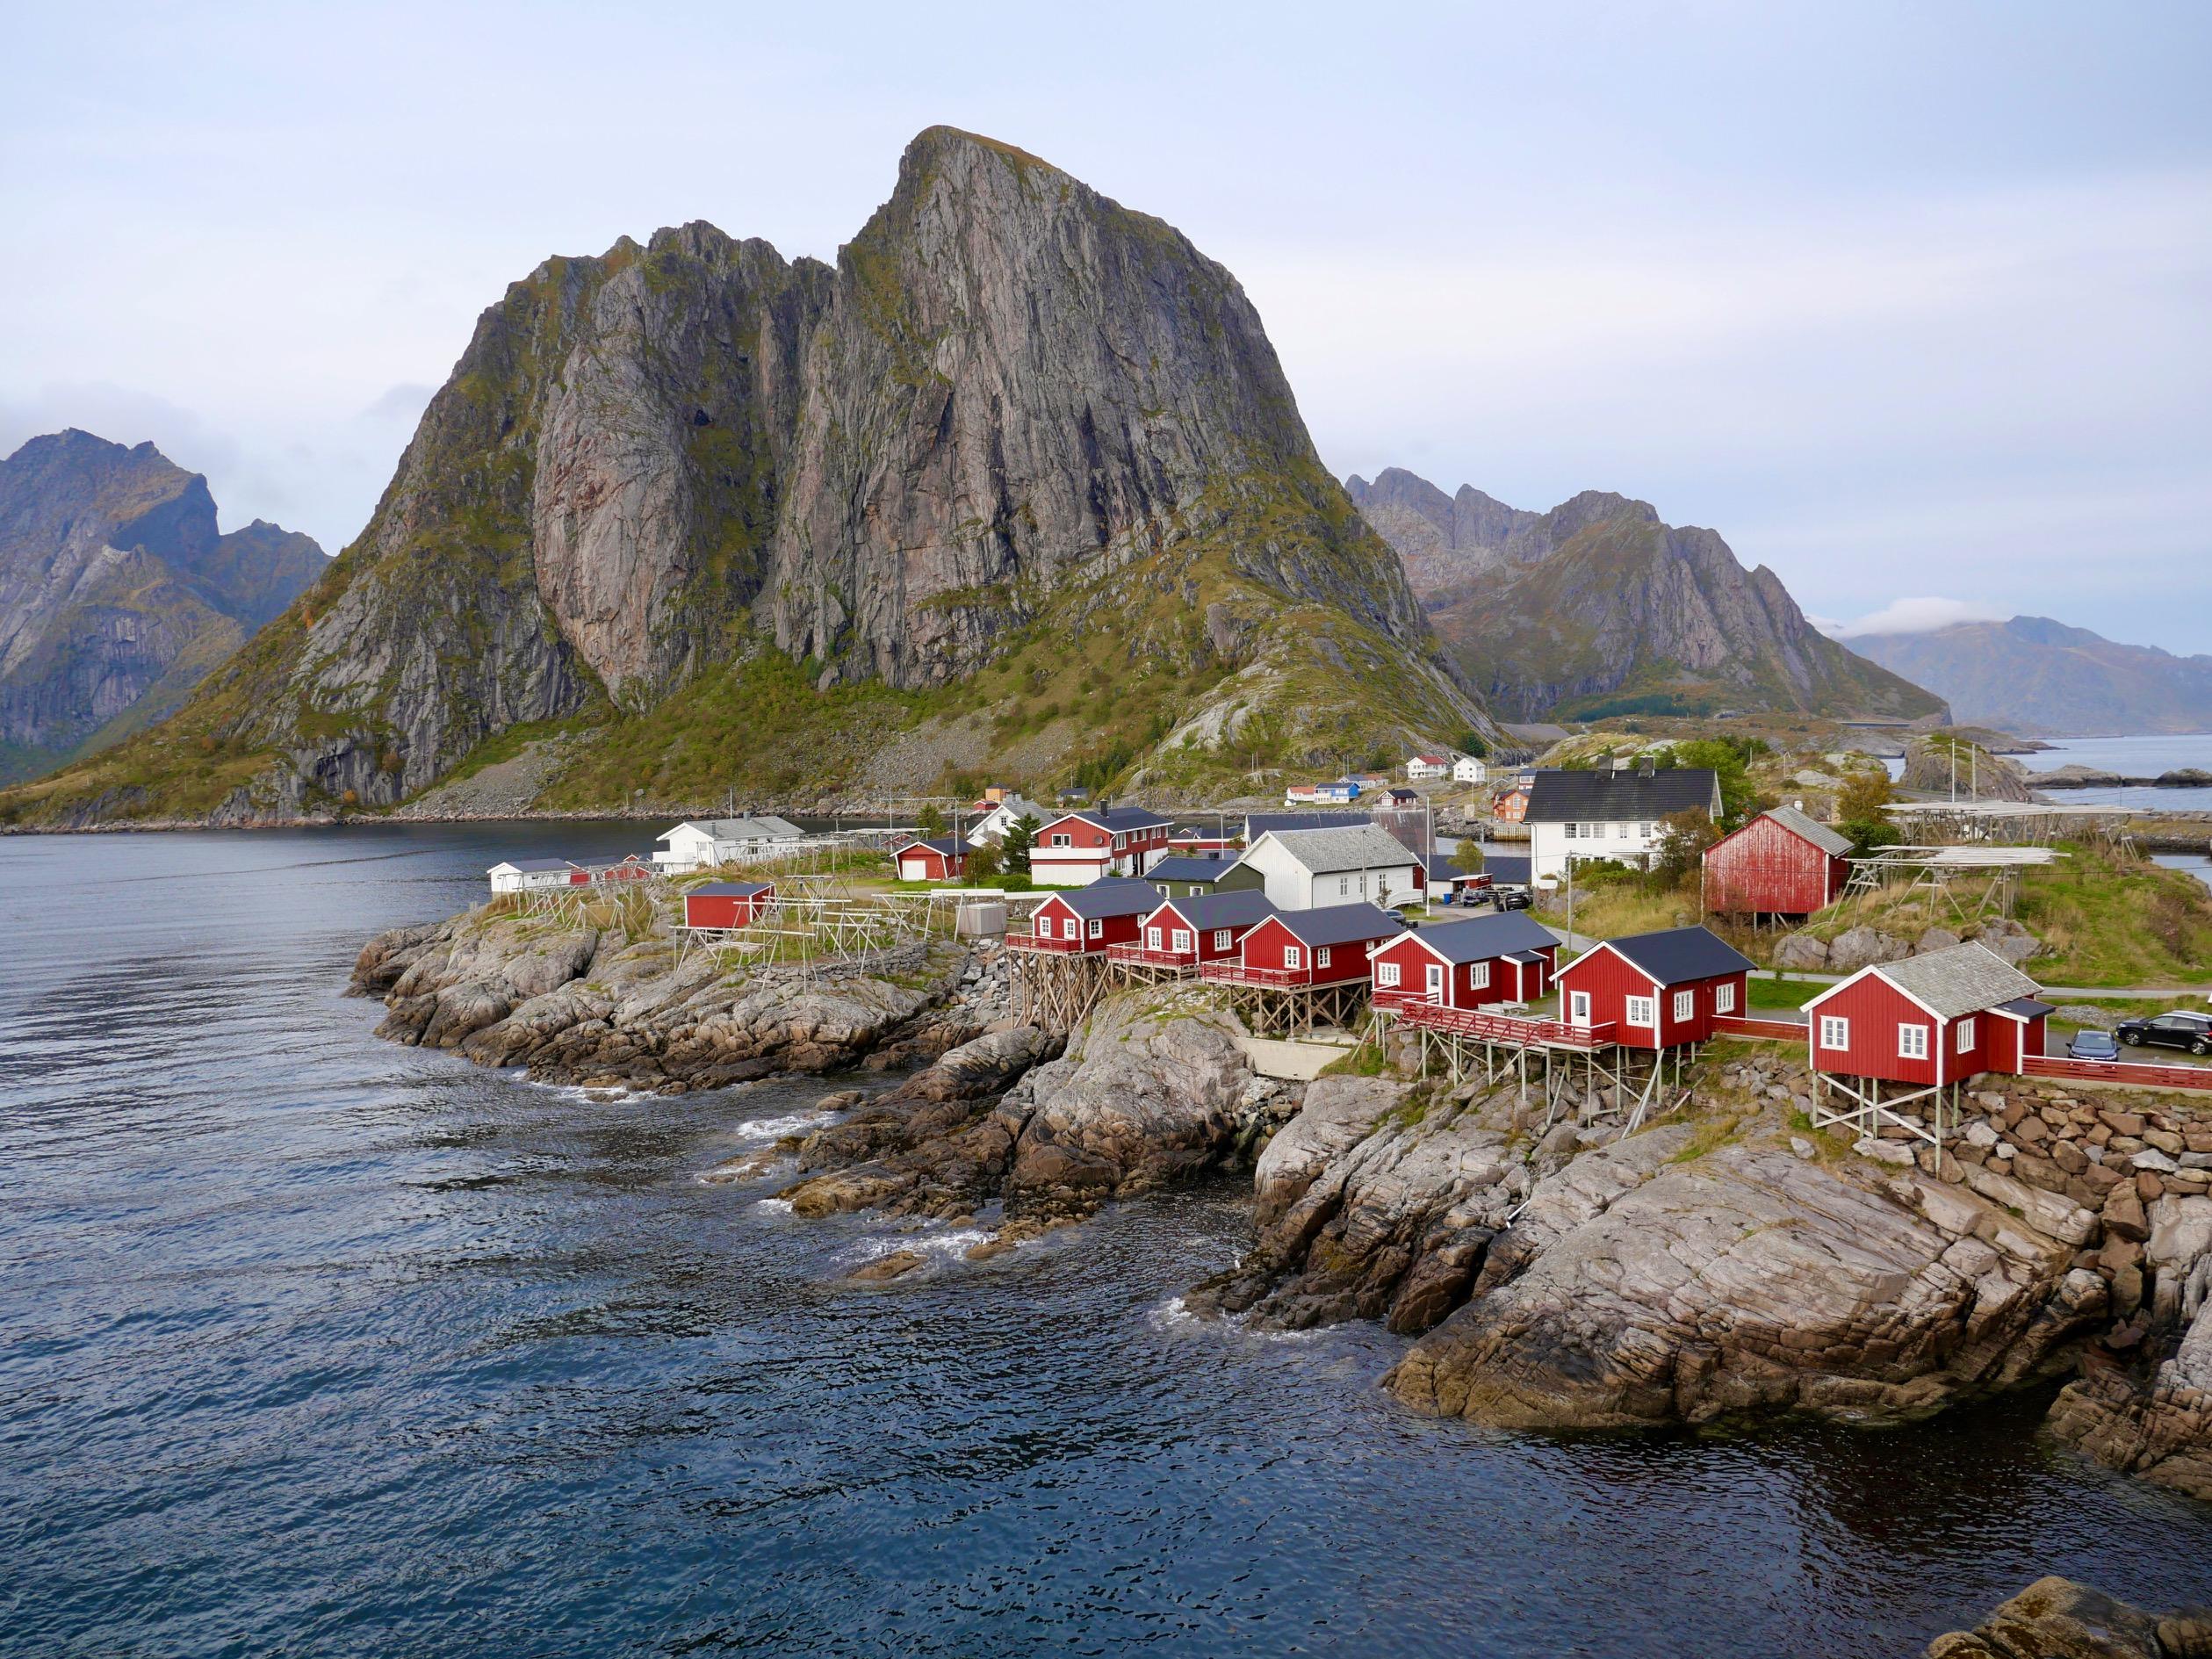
[653,816,809,872]
[1524,763,1722,882]
[1215,824,1423,912]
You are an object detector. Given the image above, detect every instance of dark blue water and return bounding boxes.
[4,823,2208,1657]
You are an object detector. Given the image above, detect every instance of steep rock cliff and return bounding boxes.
[0,430,325,783]
[1349,469,1943,723]
[7,131,1485,824]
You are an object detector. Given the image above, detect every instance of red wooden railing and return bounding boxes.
[1391,1003,1618,1051]
[1005,932,1090,955]
[1106,942,1195,967]
[1712,1014,1809,1042]
[2023,1054,2212,1093]
[1199,962,1360,989]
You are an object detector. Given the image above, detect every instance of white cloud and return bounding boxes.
[1827,597,2014,638]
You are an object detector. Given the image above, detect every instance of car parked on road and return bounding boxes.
[1488,886,1532,912]
[2115,1010,2212,1057]
[2066,1028,2121,1061]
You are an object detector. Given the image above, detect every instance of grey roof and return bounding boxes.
[1269,902,1404,949]
[1997,997,2055,1020]
[1151,890,1277,931]
[1483,855,1532,886]
[897,836,966,856]
[1402,912,1560,963]
[1244,811,1367,836]
[1756,803,1852,858]
[1523,768,1720,824]
[1867,942,2043,1020]
[498,857,580,872]
[672,815,805,840]
[1256,824,1423,876]
[1052,878,1162,920]
[1592,926,1757,986]
[1056,805,1171,832]
[692,880,772,897]
[1144,856,1236,886]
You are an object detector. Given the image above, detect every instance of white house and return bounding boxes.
[1524,764,1721,883]
[653,816,808,872]
[1452,754,1489,785]
[1406,754,1451,781]
[1216,824,1423,912]
[488,857,583,894]
[966,794,1049,848]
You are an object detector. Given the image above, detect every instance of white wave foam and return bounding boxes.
[728,1108,833,1143]
[753,1196,795,1215]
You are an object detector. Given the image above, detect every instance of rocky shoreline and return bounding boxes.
[352,899,2212,1507]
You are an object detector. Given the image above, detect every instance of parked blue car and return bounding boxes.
[2067,1028,2121,1061]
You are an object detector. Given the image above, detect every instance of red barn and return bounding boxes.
[893,836,968,882]
[1804,943,2050,1090]
[1123,890,1277,966]
[1212,903,1402,986]
[1029,807,1174,886]
[1703,804,1850,918]
[1555,926,1755,1050]
[1370,911,1560,1010]
[1021,879,1161,953]
[683,881,775,930]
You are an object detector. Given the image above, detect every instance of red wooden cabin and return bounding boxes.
[1120,890,1276,967]
[1370,912,1560,1011]
[1554,926,1755,1050]
[1703,804,1850,918]
[683,881,775,930]
[1029,807,1174,886]
[595,854,655,883]
[1019,879,1161,953]
[893,836,968,883]
[1804,943,2050,1087]
[1207,903,1401,987]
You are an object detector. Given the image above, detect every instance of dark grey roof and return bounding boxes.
[1053,879,1162,920]
[1269,902,1403,948]
[692,880,772,897]
[1145,856,1235,885]
[1152,890,1277,931]
[1757,803,1852,858]
[1997,997,2055,1020]
[1483,855,1532,886]
[1056,805,1171,832]
[1244,811,1367,836]
[897,836,965,856]
[1402,912,1560,963]
[1866,942,2043,1020]
[1589,926,1756,986]
[1524,768,1720,824]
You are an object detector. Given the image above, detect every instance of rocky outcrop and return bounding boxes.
[12,129,1491,825]
[1776,916,2043,972]
[1901,733,2040,802]
[1925,1576,2212,1659]
[1348,467,1943,723]
[0,429,324,783]
[351,904,1002,1090]
[778,989,1286,1228]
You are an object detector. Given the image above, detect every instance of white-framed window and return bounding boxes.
[1146,927,1163,949]
[1569,991,1592,1026]
[1625,995,1656,1027]
[1715,981,1735,1013]
[1284,946,1303,970]
[1038,915,1056,939]
[1171,929,1192,952]
[1819,1014,1849,1049]
[1377,961,1401,988]
[1616,822,1630,840]
[1212,929,1230,951]
[1113,833,1126,849]
[1641,822,1656,838]
[1564,822,1579,840]
[1317,947,1333,968]
[1898,1023,1928,1060]
[1087,919,1103,940]
[1673,990,1695,1022]
[1050,833,1070,847]
[1338,876,1351,897]
[1470,961,1490,989]
[1956,1018,1977,1053]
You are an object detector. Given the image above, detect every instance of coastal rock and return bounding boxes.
[2046,1295,2212,1504]
[1827,926,1909,971]
[1383,1141,2097,1430]
[1773,931,1830,970]
[1923,1576,2171,1659]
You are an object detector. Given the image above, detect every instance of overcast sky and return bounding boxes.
[4,3,2207,651]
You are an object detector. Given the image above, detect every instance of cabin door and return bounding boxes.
[1568,990,1592,1028]
[1424,963,1445,1006]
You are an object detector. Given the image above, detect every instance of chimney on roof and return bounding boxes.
[1638,756,1654,778]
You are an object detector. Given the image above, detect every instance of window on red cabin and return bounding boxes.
[1899,1023,1928,1060]
[1377,961,1401,988]
[1673,990,1694,1022]
[1471,961,1490,989]
[1715,982,1736,1013]
[1087,920,1103,939]
[1957,1018,1977,1053]
[1284,946,1303,970]
[1317,947,1332,968]
[1819,1014,1848,1049]
[1625,996,1656,1027]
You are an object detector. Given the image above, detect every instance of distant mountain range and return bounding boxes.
[1346,467,1942,724]
[1845,616,2212,735]
[0,430,325,783]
